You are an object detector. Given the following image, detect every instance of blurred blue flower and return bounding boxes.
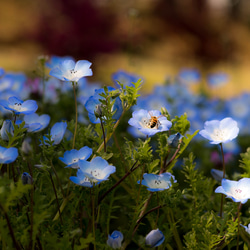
[0,146,18,164]
[21,172,33,185]
[45,55,74,69]
[138,172,176,192]
[167,133,183,148]
[215,178,250,204]
[85,87,123,124]
[59,146,92,169]
[106,230,124,249]
[75,157,116,184]
[0,120,14,141]
[177,68,201,84]
[21,137,32,155]
[49,59,93,82]
[199,117,239,144]
[43,121,67,145]
[24,113,50,133]
[211,169,224,182]
[207,73,229,87]
[112,70,142,88]
[145,228,165,247]
[0,96,38,115]
[241,224,250,234]
[128,109,172,137]
[0,68,5,77]
[69,169,93,187]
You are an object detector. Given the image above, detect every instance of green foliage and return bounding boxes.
[240,147,250,177]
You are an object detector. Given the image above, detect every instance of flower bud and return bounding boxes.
[0,120,14,141]
[107,230,123,249]
[21,137,32,155]
[145,228,165,247]
[21,172,33,185]
[94,104,103,118]
[167,132,182,148]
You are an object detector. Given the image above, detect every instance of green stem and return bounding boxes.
[48,172,63,224]
[237,203,242,250]
[0,202,21,250]
[72,82,78,149]
[91,188,96,250]
[50,160,65,198]
[100,118,106,152]
[219,143,225,218]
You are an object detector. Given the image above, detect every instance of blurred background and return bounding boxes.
[1,0,250,97]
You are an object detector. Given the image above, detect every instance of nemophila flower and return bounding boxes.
[70,157,116,185]
[215,178,250,204]
[177,68,200,84]
[199,117,239,144]
[107,230,124,249]
[0,146,18,164]
[211,169,225,182]
[145,229,165,247]
[138,172,176,192]
[241,224,250,234]
[45,55,74,69]
[0,96,38,115]
[49,59,93,82]
[85,87,123,124]
[21,172,33,185]
[128,109,172,137]
[112,70,142,88]
[24,113,50,133]
[207,73,229,87]
[59,146,92,169]
[167,133,183,148]
[43,121,67,145]
[0,68,5,77]
[0,120,14,141]
[69,169,93,187]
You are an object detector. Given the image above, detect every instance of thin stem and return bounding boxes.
[219,143,225,217]
[91,188,96,250]
[100,118,106,152]
[98,161,140,205]
[72,82,78,149]
[220,143,226,178]
[163,143,181,173]
[48,172,63,224]
[29,182,34,250]
[169,209,183,250]
[0,202,21,250]
[237,202,242,250]
[50,160,65,198]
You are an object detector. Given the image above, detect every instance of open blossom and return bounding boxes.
[199,117,239,144]
[59,146,92,169]
[0,146,18,164]
[24,113,50,133]
[107,231,123,249]
[0,96,38,115]
[49,59,92,82]
[138,172,176,192]
[128,109,172,137]
[215,178,250,204]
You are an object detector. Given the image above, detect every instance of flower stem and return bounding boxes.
[50,160,65,198]
[219,143,225,217]
[237,202,242,250]
[91,188,96,250]
[72,82,78,150]
[48,171,63,224]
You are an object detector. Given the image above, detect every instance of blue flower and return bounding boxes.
[0,120,14,141]
[107,230,124,249]
[128,109,172,137]
[199,117,239,144]
[211,169,226,182]
[85,87,123,124]
[43,121,67,145]
[112,70,142,88]
[0,146,18,164]
[145,229,165,247]
[21,172,33,185]
[177,68,200,84]
[45,55,74,69]
[59,146,92,169]
[0,68,5,77]
[138,172,176,192]
[0,96,38,115]
[70,157,116,186]
[24,113,50,133]
[49,59,93,82]
[167,133,183,148]
[241,224,250,234]
[207,73,229,87]
[215,178,250,204]
[69,170,93,187]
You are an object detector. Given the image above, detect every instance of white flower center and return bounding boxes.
[210,129,227,141]
[70,69,77,75]
[149,178,169,189]
[231,188,246,199]
[14,102,22,111]
[80,177,90,185]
